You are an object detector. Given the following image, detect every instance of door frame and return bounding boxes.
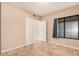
[40,20,48,42]
[46,20,48,42]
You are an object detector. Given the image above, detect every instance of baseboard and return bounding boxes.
[49,42,79,50]
[34,40,46,42]
[39,40,79,49]
[1,44,27,53]
[2,40,79,53]
[1,40,40,53]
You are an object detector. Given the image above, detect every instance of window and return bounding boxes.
[53,19,57,38]
[58,18,64,38]
[65,16,78,39]
[53,15,79,39]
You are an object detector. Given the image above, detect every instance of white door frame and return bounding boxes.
[25,17,48,44]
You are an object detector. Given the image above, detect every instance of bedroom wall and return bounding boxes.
[43,4,79,49]
[0,3,1,54]
[1,3,37,52]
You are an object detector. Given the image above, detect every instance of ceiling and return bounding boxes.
[10,2,79,16]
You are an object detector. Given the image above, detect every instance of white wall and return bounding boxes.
[33,20,40,41]
[25,17,34,45]
[33,20,46,42]
[1,3,39,52]
[1,3,46,52]
[38,21,46,41]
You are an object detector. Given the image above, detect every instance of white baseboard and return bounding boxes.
[1,40,37,53]
[49,42,79,50]
[1,44,27,53]
[2,41,79,53]
[34,39,46,42]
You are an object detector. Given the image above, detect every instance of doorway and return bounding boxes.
[25,17,47,45]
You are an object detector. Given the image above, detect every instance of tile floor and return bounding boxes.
[1,41,79,56]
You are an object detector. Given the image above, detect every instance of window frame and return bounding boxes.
[53,14,79,40]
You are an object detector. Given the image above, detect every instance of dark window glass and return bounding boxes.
[65,16,78,39]
[53,19,57,38]
[53,15,79,39]
[58,18,64,38]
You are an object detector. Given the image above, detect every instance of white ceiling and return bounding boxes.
[10,2,79,16]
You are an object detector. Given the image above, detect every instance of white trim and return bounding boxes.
[2,41,79,53]
[1,44,28,53]
[34,40,79,50]
[34,40,46,43]
[49,42,79,50]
